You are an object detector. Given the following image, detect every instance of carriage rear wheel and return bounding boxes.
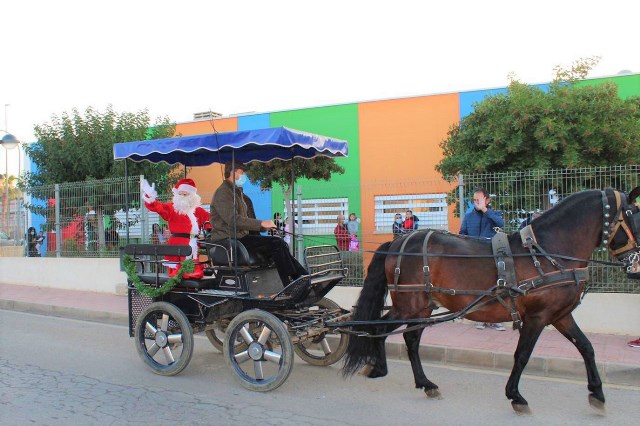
[223,309,293,392]
[204,326,247,353]
[134,301,194,376]
[205,328,225,352]
[293,298,350,366]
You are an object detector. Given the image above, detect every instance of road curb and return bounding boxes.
[2,300,638,387]
[0,299,128,327]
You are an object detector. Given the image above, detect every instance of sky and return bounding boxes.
[1,0,638,175]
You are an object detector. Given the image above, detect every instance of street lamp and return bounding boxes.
[0,131,21,234]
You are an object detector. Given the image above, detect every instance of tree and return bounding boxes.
[436,58,640,215]
[246,157,345,249]
[22,105,178,251]
[437,58,640,176]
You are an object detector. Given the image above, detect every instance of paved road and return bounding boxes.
[2,310,639,425]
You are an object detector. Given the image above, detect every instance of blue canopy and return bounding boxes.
[113,127,348,166]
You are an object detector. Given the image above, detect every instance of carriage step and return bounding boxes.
[198,289,249,297]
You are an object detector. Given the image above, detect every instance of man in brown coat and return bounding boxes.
[209,161,307,284]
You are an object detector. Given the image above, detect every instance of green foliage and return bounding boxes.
[22,106,180,218]
[436,60,640,177]
[246,157,345,190]
[247,156,345,244]
[24,105,176,185]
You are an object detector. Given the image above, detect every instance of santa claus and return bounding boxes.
[141,177,210,279]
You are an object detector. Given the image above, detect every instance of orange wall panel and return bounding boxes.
[358,94,459,181]
[173,118,239,203]
[356,94,460,264]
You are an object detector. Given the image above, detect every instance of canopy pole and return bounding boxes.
[124,160,130,244]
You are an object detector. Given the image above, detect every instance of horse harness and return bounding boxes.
[387,188,640,330]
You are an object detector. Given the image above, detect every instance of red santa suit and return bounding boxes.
[142,178,210,279]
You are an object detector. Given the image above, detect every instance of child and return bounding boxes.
[35,232,46,256]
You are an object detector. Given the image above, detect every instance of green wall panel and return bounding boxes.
[269,104,361,234]
[576,74,640,99]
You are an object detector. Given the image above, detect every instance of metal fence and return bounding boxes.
[461,165,640,293]
[4,165,639,293]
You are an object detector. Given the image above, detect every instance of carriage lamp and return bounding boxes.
[0,131,21,234]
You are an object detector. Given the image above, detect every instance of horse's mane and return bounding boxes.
[525,189,603,238]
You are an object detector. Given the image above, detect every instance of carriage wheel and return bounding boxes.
[134,301,194,376]
[223,309,293,392]
[204,328,224,352]
[293,298,350,366]
[205,321,256,353]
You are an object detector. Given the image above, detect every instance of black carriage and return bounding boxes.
[115,127,351,391]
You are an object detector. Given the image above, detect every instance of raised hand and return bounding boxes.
[141,178,157,203]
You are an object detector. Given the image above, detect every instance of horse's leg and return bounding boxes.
[505,317,545,415]
[552,314,605,414]
[403,327,441,399]
[362,312,399,379]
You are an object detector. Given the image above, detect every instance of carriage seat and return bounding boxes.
[208,238,269,267]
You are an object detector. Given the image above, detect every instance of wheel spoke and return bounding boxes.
[320,338,332,355]
[167,333,182,345]
[160,314,170,332]
[257,326,272,345]
[263,349,282,364]
[234,350,251,364]
[145,321,157,335]
[239,325,255,345]
[253,360,264,380]
[147,342,160,356]
[162,346,175,364]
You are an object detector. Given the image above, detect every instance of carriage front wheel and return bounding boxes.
[223,309,293,392]
[134,301,194,376]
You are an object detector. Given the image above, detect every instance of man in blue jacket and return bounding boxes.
[460,187,506,331]
[460,188,504,238]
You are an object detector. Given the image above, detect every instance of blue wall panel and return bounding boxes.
[459,84,550,118]
[237,113,272,226]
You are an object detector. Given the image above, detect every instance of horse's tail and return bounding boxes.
[342,241,391,377]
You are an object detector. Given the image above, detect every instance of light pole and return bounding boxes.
[0,131,21,234]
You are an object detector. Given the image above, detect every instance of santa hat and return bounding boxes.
[174,178,197,194]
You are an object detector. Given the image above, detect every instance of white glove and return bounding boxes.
[141,178,157,203]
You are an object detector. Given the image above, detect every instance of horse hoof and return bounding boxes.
[358,365,373,377]
[511,402,532,416]
[424,388,443,400]
[588,394,606,415]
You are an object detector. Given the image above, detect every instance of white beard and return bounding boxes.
[173,192,201,215]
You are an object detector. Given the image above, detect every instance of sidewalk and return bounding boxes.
[1,283,639,386]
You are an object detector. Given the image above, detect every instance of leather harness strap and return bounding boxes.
[392,231,420,292]
[492,232,517,287]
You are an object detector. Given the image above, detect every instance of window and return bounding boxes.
[285,198,348,235]
[374,193,448,233]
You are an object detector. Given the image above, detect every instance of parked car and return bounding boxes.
[0,231,21,246]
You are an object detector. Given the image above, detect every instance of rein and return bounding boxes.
[363,248,624,267]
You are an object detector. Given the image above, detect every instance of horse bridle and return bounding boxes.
[602,189,640,275]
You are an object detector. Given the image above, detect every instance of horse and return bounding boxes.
[343,187,640,415]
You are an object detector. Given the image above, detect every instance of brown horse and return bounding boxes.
[343,188,640,414]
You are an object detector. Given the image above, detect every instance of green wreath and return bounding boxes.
[122,254,195,297]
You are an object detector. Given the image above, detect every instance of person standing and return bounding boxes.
[334,214,350,251]
[460,187,506,331]
[150,223,165,244]
[347,213,359,237]
[35,232,46,256]
[269,212,285,238]
[460,188,504,238]
[26,227,38,257]
[392,213,404,240]
[209,161,307,285]
[403,210,419,233]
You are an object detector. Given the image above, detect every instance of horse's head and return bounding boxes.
[604,187,640,279]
